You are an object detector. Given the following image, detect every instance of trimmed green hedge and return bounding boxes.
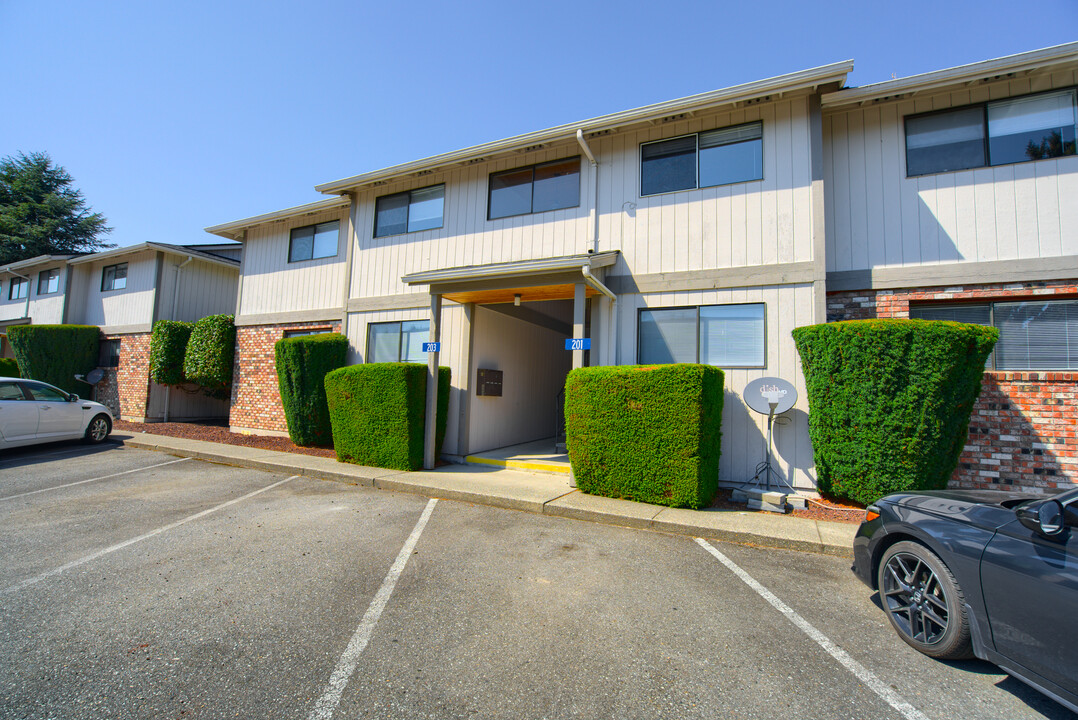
[325,363,450,471]
[275,332,349,447]
[149,320,193,386]
[792,319,998,505]
[0,357,19,377]
[565,364,724,509]
[7,324,99,395]
[184,314,235,399]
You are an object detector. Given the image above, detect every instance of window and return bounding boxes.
[911,299,1078,370]
[101,263,127,292]
[9,277,28,300]
[38,268,60,295]
[641,121,763,196]
[288,221,339,263]
[638,303,765,368]
[283,328,332,338]
[99,339,121,367]
[0,381,27,401]
[26,382,69,402]
[366,320,429,363]
[488,157,580,220]
[905,89,1077,176]
[374,184,445,238]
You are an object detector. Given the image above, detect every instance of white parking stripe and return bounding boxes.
[2,475,299,595]
[0,457,192,502]
[308,498,438,720]
[695,538,931,720]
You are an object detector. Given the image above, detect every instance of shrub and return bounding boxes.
[184,314,235,399]
[275,332,349,447]
[149,320,193,386]
[325,363,450,471]
[564,364,724,509]
[7,324,99,395]
[0,357,19,377]
[792,319,998,505]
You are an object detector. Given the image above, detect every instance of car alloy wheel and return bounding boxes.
[878,541,972,659]
[85,415,111,443]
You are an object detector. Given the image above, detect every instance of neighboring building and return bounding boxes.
[209,42,1078,495]
[0,242,241,422]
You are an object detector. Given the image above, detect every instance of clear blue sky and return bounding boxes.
[2,1,1075,249]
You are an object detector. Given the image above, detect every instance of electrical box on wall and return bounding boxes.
[476,368,503,397]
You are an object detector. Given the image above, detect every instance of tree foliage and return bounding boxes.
[0,152,113,265]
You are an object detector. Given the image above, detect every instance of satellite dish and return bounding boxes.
[75,368,106,385]
[742,376,797,415]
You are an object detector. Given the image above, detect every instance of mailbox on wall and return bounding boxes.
[476,369,503,397]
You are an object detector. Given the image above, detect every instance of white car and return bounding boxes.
[0,376,113,449]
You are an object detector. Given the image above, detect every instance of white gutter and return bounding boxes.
[164,255,194,422]
[576,129,600,254]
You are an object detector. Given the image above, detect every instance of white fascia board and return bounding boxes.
[822,42,1078,108]
[315,61,854,195]
[402,251,620,285]
[204,196,351,240]
[67,243,239,269]
[0,254,79,273]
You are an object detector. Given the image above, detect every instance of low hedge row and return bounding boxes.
[0,357,19,377]
[325,363,450,471]
[149,320,193,386]
[6,324,99,395]
[275,332,349,447]
[184,314,235,399]
[792,319,998,505]
[565,364,724,509]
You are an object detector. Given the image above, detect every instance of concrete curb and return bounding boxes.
[113,432,857,558]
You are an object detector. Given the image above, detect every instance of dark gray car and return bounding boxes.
[853,486,1078,714]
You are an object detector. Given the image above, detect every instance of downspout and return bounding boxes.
[575,129,600,254]
[164,255,194,422]
[581,265,617,366]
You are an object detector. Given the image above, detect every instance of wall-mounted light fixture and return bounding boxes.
[514,293,522,306]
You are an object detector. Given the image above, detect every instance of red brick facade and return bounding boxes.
[229,321,340,434]
[97,333,153,421]
[826,279,1078,492]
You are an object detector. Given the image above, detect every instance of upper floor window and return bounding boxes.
[905,89,1078,176]
[638,303,766,368]
[101,263,127,292]
[488,157,580,220]
[288,221,339,263]
[911,299,1078,370]
[366,320,429,363]
[9,277,28,301]
[641,121,763,196]
[375,185,445,238]
[38,268,60,295]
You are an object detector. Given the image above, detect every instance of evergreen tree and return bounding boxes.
[0,152,113,265]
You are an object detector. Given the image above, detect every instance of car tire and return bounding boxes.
[877,540,973,660]
[84,414,112,444]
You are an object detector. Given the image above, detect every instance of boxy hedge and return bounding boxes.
[0,357,19,377]
[564,364,724,509]
[325,363,450,471]
[792,319,998,506]
[275,332,349,447]
[149,320,193,386]
[6,324,99,395]
[183,314,235,399]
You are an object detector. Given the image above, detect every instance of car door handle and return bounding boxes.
[39,405,51,410]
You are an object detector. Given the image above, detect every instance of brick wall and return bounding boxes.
[96,333,152,421]
[826,279,1078,492]
[229,321,340,434]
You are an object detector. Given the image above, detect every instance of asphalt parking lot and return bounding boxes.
[1,442,1074,720]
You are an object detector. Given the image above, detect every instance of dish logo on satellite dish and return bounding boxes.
[760,385,787,405]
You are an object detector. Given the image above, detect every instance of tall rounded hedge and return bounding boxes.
[792,319,998,505]
[275,332,348,447]
[184,314,235,399]
[149,320,193,386]
[7,324,100,395]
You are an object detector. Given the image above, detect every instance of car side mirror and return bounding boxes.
[67,393,80,402]
[1016,499,1067,537]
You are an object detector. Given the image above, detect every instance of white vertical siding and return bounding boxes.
[824,68,1078,272]
[75,251,159,328]
[155,258,238,322]
[238,207,348,317]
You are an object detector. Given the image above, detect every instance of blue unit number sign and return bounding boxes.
[422,342,441,353]
[565,338,591,351]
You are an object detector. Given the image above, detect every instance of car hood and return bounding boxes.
[882,489,1031,529]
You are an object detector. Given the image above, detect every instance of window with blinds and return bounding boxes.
[366,320,429,363]
[638,303,766,368]
[288,221,340,262]
[641,121,763,196]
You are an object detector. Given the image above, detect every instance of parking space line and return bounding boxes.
[308,498,438,720]
[695,538,930,720]
[0,457,193,502]
[2,475,300,596]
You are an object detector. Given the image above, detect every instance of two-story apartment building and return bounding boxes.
[209,42,1078,495]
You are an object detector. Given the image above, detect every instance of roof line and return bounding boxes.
[67,242,239,267]
[204,196,351,239]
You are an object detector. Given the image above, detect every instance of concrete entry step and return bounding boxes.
[465,439,571,476]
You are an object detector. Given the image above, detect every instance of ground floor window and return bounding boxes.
[366,320,429,363]
[638,303,766,368]
[99,339,121,368]
[911,299,1078,370]
[283,327,332,338]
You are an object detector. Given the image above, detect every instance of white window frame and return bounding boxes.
[637,303,767,369]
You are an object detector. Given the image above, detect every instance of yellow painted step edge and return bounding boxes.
[465,455,571,474]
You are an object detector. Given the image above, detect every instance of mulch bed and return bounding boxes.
[113,420,866,524]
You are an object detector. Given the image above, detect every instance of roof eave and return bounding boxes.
[402,251,620,286]
[67,243,239,268]
[204,196,351,240]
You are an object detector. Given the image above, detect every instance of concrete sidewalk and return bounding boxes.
[112,431,858,557]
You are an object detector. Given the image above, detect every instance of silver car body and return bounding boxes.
[0,376,113,448]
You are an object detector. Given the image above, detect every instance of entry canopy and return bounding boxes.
[401,251,620,305]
